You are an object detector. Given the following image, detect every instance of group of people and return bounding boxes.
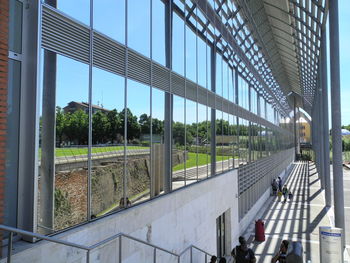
[209,236,289,263]
[272,177,293,203]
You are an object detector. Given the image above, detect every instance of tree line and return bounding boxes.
[53,107,268,147]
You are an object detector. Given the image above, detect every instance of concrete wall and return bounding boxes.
[4,169,240,263]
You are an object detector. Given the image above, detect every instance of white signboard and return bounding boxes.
[319,226,343,263]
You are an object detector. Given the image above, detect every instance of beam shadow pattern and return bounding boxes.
[248,161,331,263]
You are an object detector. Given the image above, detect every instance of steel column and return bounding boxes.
[321,29,331,207]
[293,96,298,159]
[164,0,173,193]
[210,44,216,176]
[329,0,345,248]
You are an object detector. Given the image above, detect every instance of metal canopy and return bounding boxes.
[185,0,328,115]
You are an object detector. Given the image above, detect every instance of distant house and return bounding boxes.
[63,101,111,114]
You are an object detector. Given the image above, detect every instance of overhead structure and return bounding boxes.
[184,0,328,115]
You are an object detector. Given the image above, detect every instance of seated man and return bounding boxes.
[231,236,256,263]
[271,240,289,263]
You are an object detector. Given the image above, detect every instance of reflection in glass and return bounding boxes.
[126,79,151,204]
[197,103,209,179]
[91,68,125,218]
[57,0,90,25]
[215,110,223,174]
[38,54,89,233]
[172,13,185,75]
[128,0,150,57]
[172,96,185,189]
[186,26,197,82]
[152,0,165,66]
[185,99,197,183]
[151,88,165,197]
[94,0,125,43]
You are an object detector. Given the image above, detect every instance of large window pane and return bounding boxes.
[126,80,151,204]
[152,0,165,66]
[57,0,90,25]
[215,110,223,174]
[185,26,197,82]
[172,96,185,189]
[197,37,207,87]
[172,13,185,75]
[222,112,230,172]
[151,88,165,197]
[91,68,125,218]
[128,0,150,57]
[94,0,125,43]
[185,99,197,183]
[197,103,209,180]
[38,54,89,233]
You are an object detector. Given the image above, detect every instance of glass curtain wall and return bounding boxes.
[33,0,295,234]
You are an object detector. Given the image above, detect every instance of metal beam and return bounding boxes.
[192,0,290,116]
[321,29,331,207]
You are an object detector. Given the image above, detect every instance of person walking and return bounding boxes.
[231,236,256,263]
[271,240,289,263]
[278,176,282,192]
[277,190,282,202]
[282,185,288,203]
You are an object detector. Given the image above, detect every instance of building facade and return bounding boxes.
[2,0,337,261]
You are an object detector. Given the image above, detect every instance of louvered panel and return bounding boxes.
[128,50,151,85]
[172,73,185,97]
[197,87,207,106]
[208,92,215,108]
[216,95,223,111]
[41,5,90,63]
[93,33,125,76]
[186,80,197,102]
[152,63,170,92]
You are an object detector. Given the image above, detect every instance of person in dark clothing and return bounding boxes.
[278,176,282,192]
[282,185,288,203]
[231,236,256,263]
[271,240,289,263]
[218,258,226,263]
[209,255,217,263]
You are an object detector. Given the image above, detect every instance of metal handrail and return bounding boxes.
[0,224,213,263]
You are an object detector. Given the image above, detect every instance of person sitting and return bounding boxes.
[271,240,289,263]
[119,197,131,208]
[209,255,217,263]
[231,236,256,263]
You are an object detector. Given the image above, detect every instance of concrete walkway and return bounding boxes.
[243,161,338,263]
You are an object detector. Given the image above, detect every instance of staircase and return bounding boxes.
[0,224,212,263]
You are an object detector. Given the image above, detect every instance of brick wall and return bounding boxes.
[0,0,9,242]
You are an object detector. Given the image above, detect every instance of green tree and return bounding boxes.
[55,106,65,146]
[120,108,140,140]
[92,111,109,144]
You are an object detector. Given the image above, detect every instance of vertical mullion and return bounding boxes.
[150,0,153,197]
[184,2,187,186]
[123,0,128,205]
[87,0,93,221]
[195,6,199,182]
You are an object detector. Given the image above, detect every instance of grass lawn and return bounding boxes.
[39,146,149,158]
[172,152,231,171]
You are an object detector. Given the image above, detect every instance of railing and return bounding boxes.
[0,225,212,263]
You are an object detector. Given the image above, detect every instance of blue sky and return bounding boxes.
[54,0,350,125]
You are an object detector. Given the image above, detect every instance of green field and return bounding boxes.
[173,152,231,171]
[40,146,149,158]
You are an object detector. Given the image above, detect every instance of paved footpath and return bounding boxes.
[242,161,349,263]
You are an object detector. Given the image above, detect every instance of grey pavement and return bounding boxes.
[242,161,341,263]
